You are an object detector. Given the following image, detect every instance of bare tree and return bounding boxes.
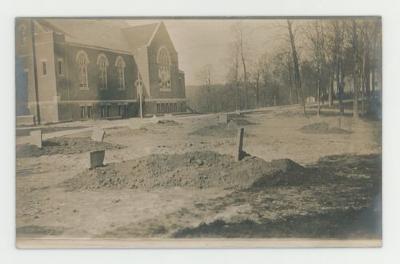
[287,20,306,115]
[231,22,251,110]
[196,64,213,112]
[253,62,261,108]
[326,20,346,113]
[351,19,360,118]
[359,18,381,113]
[305,20,327,116]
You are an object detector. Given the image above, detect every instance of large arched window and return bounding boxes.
[76,50,89,89]
[115,56,126,90]
[97,54,109,90]
[157,47,171,90]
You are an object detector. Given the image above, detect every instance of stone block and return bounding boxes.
[91,128,105,142]
[218,113,228,124]
[89,150,105,169]
[227,120,239,130]
[30,130,42,148]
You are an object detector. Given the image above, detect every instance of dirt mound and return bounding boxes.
[16,137,124,158]
[189,124,237,137]
[300,122,351,134]
[154,119,179,126]
[130,119,180,134]
[190,122,253,138]
[231,118,255,126]
[61,151,306,191]
[104,126,153,137]
[275,110,305,118]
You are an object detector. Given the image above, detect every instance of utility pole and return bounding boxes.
[135,71,143,119]
[30,19,41,125]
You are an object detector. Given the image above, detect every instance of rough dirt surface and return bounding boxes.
[16,136,124,158]
[16,126,88,137]
[16,106,382,240]
[61,151,310,191]
[300,122,351,134]
[100,153,380,239]
[189,122,254,138]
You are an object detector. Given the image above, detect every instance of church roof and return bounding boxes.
[38,19,161,53]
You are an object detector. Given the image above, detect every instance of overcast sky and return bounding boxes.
[130,19,292,86]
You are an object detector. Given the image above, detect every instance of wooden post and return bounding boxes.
[139,93,143,119]
[236,128,244,161]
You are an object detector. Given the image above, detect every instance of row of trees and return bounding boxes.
[190,18,381,117]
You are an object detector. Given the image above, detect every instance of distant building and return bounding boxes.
[15,19,186,124]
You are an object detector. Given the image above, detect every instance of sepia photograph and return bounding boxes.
[15,17,382,248]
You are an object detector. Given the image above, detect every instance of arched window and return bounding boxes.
[97,54,109,90]
[76,50,89,89]
[115,56,126,90]
[18,25,27,46]
[157,47,171,90]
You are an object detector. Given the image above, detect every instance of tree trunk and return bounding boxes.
[234,52,240,111]
[352,20,359,119]
[353,75,359,119]
[287,54,294,104]
[371,67,375,98]
[328,70,334,107]
[239,31,248,110]
[337,58,344,114]
[255,71,260,108]
[317,79,321,116]
[287,20,306,115]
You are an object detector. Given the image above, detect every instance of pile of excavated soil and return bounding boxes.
[300,122,351,134]
[154,119,180,126]
[112,120,181,136]
[230,118,256,126]
[143,119,181,130]
[189,123,254,138]
[104,126,151,137]
[61,151,309,191]
[16,137,124,158]
[189,124,237,137]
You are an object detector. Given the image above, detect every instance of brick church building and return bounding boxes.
[15,19,186,124]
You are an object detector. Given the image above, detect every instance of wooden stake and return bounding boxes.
[236,128,244,161]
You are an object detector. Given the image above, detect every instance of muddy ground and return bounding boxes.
[15,106,382,240]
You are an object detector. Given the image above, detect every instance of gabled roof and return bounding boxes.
[122,23,160,51]
[38,19,161,53]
